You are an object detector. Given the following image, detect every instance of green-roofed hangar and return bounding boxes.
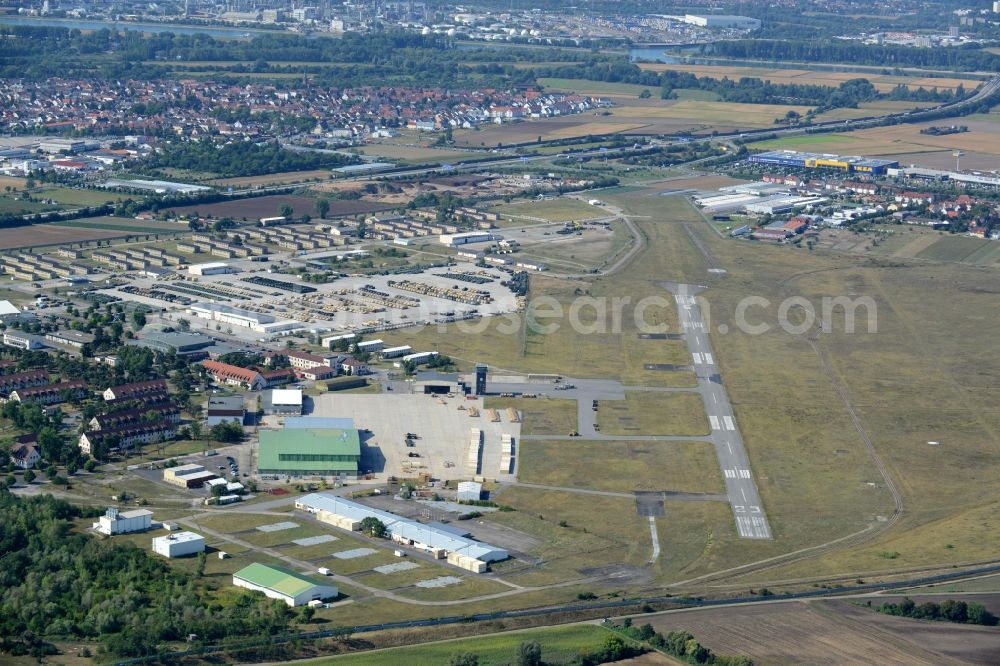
[233,563,338,607]
[257,428,361,478]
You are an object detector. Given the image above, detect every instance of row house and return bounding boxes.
[11,379,87,405]
[79,420,178,456]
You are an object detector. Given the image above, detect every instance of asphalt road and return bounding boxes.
[666,282,772,540]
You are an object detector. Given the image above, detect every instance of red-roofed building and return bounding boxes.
[202,360,265,390]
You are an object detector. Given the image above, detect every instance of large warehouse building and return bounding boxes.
[296,493,508,572]
[258,428,361,478]
[188,303,301,335]
[748,150,898,175]
[233,563,338,607]
[682,14,761,29]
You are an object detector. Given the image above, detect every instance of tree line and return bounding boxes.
[0,492,299,658]
[141,140,359,178]
[707,39,1000,72]
[875,597,998,626]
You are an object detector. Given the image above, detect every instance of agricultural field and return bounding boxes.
[518,439,725,494]
[750,117,1000,163]
[355,144,475,164]
[208,169,337,189]
[295,625,621,666]
[58,216,189,233]
[0,222,128,250]
[634,63,982,93]
[166,194,392,220]
[0,175,27,191]
[607,98,814,131]
[645,599,1000,665]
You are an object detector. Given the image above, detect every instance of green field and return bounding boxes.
[36,187,128,207]
[519,439,725,494]
[915,235,993,262]
[296,625,617,666]
[493,198,605,223]
[0,196,60,215]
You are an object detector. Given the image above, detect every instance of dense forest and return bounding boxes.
[0,492,296,658]
[141,140,359,177]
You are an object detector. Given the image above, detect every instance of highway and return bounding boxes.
[667,283,772,540]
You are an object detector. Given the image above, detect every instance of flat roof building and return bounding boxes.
[233,563,338,607]
[267,388,303,415]
[296,493,507,571]
[94,507,153,535]
[152,531,205,558]
[748,150,898,175]
[207,395,246,427]
[258,428,360,477]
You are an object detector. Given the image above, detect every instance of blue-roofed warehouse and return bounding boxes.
[295,493,508,572]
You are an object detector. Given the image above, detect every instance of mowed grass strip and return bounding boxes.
[519,439,725,494]
[293,625,616,666]
[597,392,709,436]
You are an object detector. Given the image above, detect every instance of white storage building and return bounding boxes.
[296,493,507,572]
[355,339,384,353]
[456,481,482,502]
[439,232,495,247]
[269,388,303,415]
[396,351,439,367]
[94,507,153,535]
[380,345,412,359]
[152,531,205,558]
[188,262,238,276]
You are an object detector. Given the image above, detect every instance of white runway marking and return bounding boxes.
[704,353,714,365]
[712,394,718,404]
[727,441,733,454]
[709,415,720,430]
[723,415,735,431]
[692,352,703,364]
[724,469,735,479]
[738,468,752,479]
[648,516,660,564]
[741,488,747,502]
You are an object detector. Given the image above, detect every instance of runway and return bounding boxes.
[668,283,772,540]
